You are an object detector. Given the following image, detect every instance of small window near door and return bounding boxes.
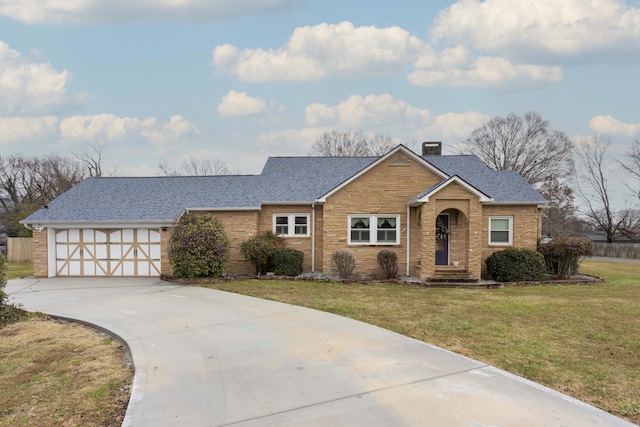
[489,216,513,245]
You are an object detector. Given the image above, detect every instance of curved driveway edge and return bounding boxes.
[6,278,636,427]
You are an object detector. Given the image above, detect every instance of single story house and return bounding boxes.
[22,143,547,282]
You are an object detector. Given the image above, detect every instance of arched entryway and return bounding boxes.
[434,208,468,269]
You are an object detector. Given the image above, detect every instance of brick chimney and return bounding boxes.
[422,141,442,156]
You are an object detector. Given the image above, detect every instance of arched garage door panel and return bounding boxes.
[55,228,161,277]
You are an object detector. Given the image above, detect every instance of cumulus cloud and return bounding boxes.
[217,90,266,118]
[0,116,58,144]
[430,0,640,60]
[59,113,157,141]
[213,21,428,82]
[409,53,563,87]
[589,115,640,136]
[0,0,296,24]
[141,115,200,146]
[414,112,491,140]
[0,41,80,114]
[305,94,432,128]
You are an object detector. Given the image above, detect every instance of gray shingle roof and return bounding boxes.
[23,150,545,224]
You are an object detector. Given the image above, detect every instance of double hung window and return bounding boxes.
[273,214,309,237]
[489,216,513,245]
[349,215,399,245]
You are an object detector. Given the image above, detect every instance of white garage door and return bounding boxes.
[55,228,161,276]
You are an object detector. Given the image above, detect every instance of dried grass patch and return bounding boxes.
[0,319,132,427]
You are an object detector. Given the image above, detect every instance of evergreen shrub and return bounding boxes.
[485,248,547,282]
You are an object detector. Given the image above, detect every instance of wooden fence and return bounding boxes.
[593,243,640,259]
[7,238,33,263]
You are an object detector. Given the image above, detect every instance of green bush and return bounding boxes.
[377,250,398,279]
[0,252,7,305]
[538,237,594,278]
[168,212,230,278]
[272,248,304,276]
[332,251,355,279]
[485,248,547,282]
[240,231,285,275]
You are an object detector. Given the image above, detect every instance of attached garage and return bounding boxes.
[54,228,161,277]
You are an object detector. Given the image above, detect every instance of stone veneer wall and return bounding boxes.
[32,229,48,278]
[322,154,441,277]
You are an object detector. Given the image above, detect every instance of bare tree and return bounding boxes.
[0,154,85,236]
[575,135,630,243]
[158,157,239,176]
[309,129,400,157]
[74,142,104,177]
[620,138,640,202]
[457,112,573,187]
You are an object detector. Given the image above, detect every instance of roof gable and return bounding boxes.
[409,175,492,206]
[317,145,448,202]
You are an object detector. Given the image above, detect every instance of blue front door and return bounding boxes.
[435,214,449,266]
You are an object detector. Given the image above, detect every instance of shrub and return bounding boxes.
[0,252,6,305]
[538,237,594,278]
[272,248,304,276]
[377,250,398,279]
[240,231,285,275]
[485,248,547,282]
[332,251,355,279]
[169,212,230,278]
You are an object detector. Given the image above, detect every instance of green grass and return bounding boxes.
[6,263,33,280]
[194,260,640,424]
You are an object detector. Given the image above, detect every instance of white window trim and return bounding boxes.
[273,213,310,237]
[348,214,400,245]
[489,216,513,245]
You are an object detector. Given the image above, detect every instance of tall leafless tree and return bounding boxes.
[574,135,633,243]
[620,138,640,202]
[309,129,398,157]
[158,157,239,176]
[457,112,574,187]
[74,142,105,177]
[0,154,86,236]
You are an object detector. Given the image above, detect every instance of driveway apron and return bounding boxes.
[6,278,635,427]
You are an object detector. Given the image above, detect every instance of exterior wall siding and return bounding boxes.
[258,205,314,272]
[322,154,442,277]
[481,205,542,275]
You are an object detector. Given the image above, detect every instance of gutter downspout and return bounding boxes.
[311,203,316,272]
[406,205,410,277]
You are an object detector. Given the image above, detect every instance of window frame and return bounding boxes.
[348,214,400,245]
[489,216,513,245]
[272,213,310,237]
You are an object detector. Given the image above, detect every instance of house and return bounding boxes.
[21,143,547,282]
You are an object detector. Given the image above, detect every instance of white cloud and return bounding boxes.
[414,112,491,141]
[431,0,640,59]
[0,116,58,144]
[409,55,562,87]
[59,113,157,141]
[305,94,432,127]
[589,115,640,136]
[0,41,80,114]
[141,115,200,146]
[213,21,428,82]
[257,128,325,156]
[0,0,296,24]
[217,90,266,118]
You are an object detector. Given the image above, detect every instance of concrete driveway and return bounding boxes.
[6,278,635,427]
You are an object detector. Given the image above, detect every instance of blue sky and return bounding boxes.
[1,0,639,205]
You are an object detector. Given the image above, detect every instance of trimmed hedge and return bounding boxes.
[272,248,304,276]
[485,248,547,282]
[169,212,230,278]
